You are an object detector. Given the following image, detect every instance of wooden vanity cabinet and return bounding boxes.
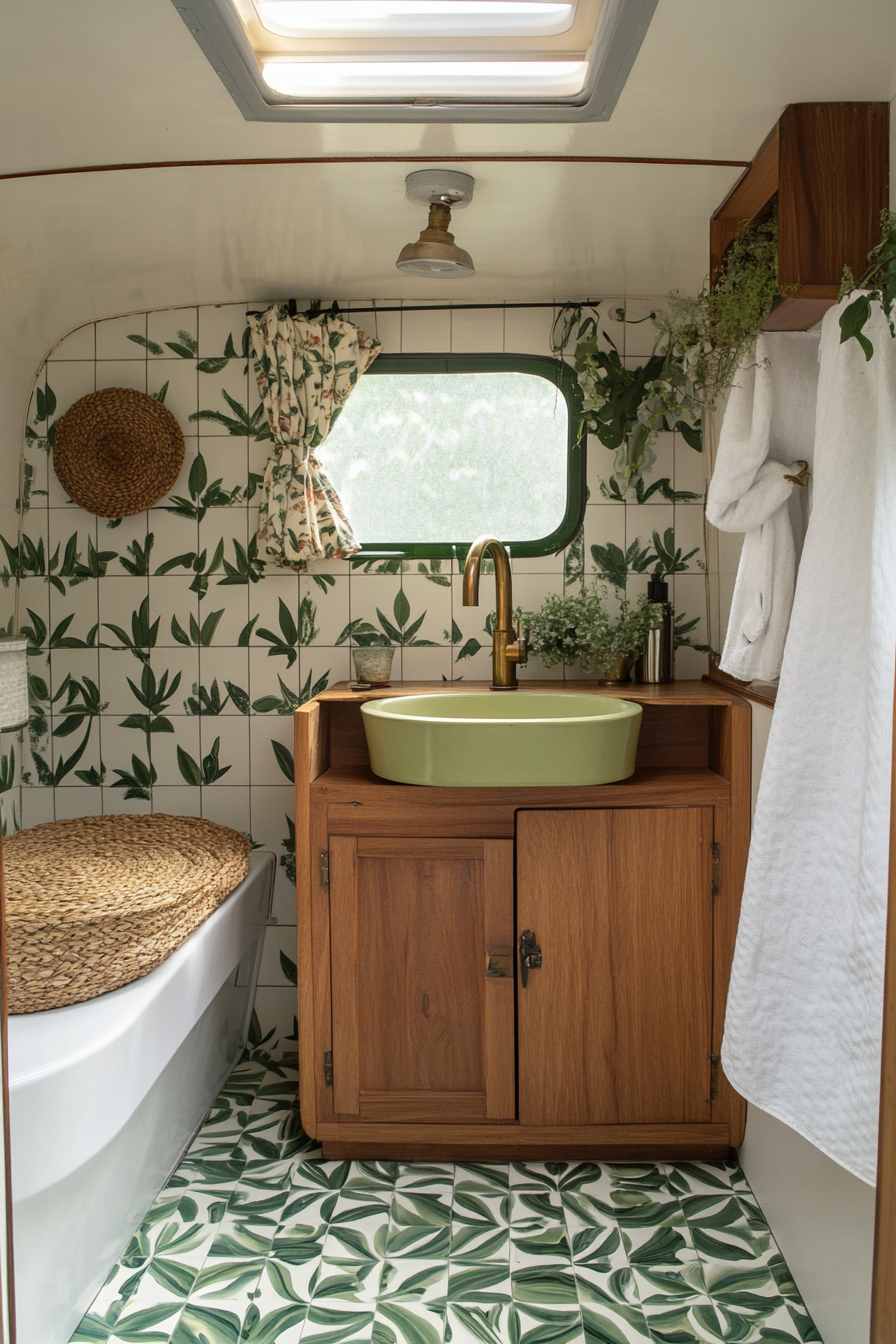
[295,681,750,1162]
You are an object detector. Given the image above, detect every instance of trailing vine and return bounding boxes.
[551,303,701,495]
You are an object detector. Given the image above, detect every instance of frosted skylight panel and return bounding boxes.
[262,58,588,97]
[254,0,576,37]
[171,0,657,120]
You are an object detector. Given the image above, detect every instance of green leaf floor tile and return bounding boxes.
[69,1054,821,1344]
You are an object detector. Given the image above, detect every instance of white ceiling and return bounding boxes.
[0,0,894,446]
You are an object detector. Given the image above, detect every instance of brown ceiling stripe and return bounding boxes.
[0,152,750,183]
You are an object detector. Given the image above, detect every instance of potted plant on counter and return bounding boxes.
[518,585,650,684]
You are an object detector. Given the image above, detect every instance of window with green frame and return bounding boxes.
[318,353,585,560]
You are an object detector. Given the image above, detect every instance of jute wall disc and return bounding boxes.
[53,387,185,517]
[3,814,251,1013]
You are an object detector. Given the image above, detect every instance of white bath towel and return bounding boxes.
[707,332,820,682]
[722,298,896,1184]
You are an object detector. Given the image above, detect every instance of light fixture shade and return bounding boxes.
[396,201,475,277]
[0,639,29,732]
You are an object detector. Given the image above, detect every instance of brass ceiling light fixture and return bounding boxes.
[395,170,475,277]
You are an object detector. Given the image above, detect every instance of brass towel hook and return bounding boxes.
[784,460,811,488]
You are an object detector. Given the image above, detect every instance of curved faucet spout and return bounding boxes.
[462,535,529,690]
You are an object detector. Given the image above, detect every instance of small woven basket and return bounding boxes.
[53,386,185,517]
[3,814,251,1013]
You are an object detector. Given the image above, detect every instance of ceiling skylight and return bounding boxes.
[255,0,576,38]
[171,0,657,121]
[262,58,588,97]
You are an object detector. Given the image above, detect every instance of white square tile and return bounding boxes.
[300,575,350,646]
[95,360,148,395]
[400,647,452,683]
[148,358,199,432]
[583,506,628,585]
[400,307,451,354]
[349,573,403,641]
[53,785,103,820]
[250,710,296,786]
[627,503,674,562]
[151,646,201,713]
[98,647,144,715]
[672,504,705,573]
[299,647,351,697]
[249,646,299,711]
[202,437,250,504]
[196,359,252,436]
[147,307,199,357]
[149,508,199,568]
[153,785,203,817]
[649,431,675,487]
[101,787,152,815]
[504,307,556,359]
[199,305,251,360]
[96,314,146,360]
[201,713,250,785]
[149,575,200,648]
[400,574,452,645]
[48,325,96,361]
[151,715,201,786]
[198,647,251,714]
[451,308,504,353]
[200,784,251,833]
[98,577,151,645]
[207,581,251,646]
[367,308,401,353]
[253,986,299,1046]
[674,433,705,498]
[20,787,56,828]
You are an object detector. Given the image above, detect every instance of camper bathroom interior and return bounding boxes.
[1,2,896,1341]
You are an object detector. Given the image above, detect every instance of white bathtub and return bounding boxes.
[9,849,275,1344]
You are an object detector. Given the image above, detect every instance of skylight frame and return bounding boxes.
[253,0,579,40]
[169,0,657,122]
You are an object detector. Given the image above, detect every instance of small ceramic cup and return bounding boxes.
[352,646,395,685]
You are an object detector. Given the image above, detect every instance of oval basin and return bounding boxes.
[361,692,643,787]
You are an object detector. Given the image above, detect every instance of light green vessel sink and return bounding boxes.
[361,692,643,788]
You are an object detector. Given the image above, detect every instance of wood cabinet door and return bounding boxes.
[329,836,516,1123]
[517,808,714,1127]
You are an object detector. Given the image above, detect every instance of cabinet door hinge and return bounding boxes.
[711,842,721,897]
[709,1053,721,1100]
[320,851,330,889]
[323,1050,333,1087]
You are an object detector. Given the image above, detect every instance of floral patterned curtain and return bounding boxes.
[249,303,382,569]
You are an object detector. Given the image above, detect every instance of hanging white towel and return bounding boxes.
[707,332,820,682]
[722,298,896,1184]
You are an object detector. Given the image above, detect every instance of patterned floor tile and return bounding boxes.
[70,1035,820,1344]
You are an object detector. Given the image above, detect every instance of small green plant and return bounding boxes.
[838,209,896,359]
[517,585,651,673]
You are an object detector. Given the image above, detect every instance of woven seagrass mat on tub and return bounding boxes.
[3,814,251,1013]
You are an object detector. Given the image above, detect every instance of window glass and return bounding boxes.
[317,355,583,556]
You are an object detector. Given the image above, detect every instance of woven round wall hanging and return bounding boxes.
[3,813,251,1013]
[52,386,185,517]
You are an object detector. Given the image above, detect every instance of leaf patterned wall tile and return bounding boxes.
[97,315,146,360]
[194,648,250,716]
[300,575,349,645]
[198,306,251,363]
[198,714,250,787]
[147,309,200,358]
[149,360,201,430]
[152,716,202,788]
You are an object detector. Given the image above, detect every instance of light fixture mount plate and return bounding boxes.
[405,170,475,209]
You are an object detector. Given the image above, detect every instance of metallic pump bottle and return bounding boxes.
[636,573,673,684]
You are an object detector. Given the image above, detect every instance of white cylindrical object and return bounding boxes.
[0,638,29,731]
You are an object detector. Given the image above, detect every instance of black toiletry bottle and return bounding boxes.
[636,572,673,683]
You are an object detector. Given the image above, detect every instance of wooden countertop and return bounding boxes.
[314,679,748,707]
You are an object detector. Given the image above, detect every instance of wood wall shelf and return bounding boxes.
[711,102,889,332]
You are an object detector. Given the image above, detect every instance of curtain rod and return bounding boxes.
[0,153,751,183]
[247,301,589,317]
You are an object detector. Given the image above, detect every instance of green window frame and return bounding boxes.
[336,352,585,562]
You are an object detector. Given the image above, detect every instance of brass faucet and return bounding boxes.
[462,535,530,690]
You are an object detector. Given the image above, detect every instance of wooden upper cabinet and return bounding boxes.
[329,836,515,1123]
[711,102,889,332]
[516,808,714,1127]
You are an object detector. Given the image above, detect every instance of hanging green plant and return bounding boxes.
[551,304,702,495]
[661,207,783,408]
[838,209,896,360]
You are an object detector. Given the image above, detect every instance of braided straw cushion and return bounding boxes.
[53,387,185,517]
[3,814,251,1013]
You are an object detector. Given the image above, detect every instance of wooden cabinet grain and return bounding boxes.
[296,681,750,1161]
[517,808,713,1127]
[329,836,515,1123]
